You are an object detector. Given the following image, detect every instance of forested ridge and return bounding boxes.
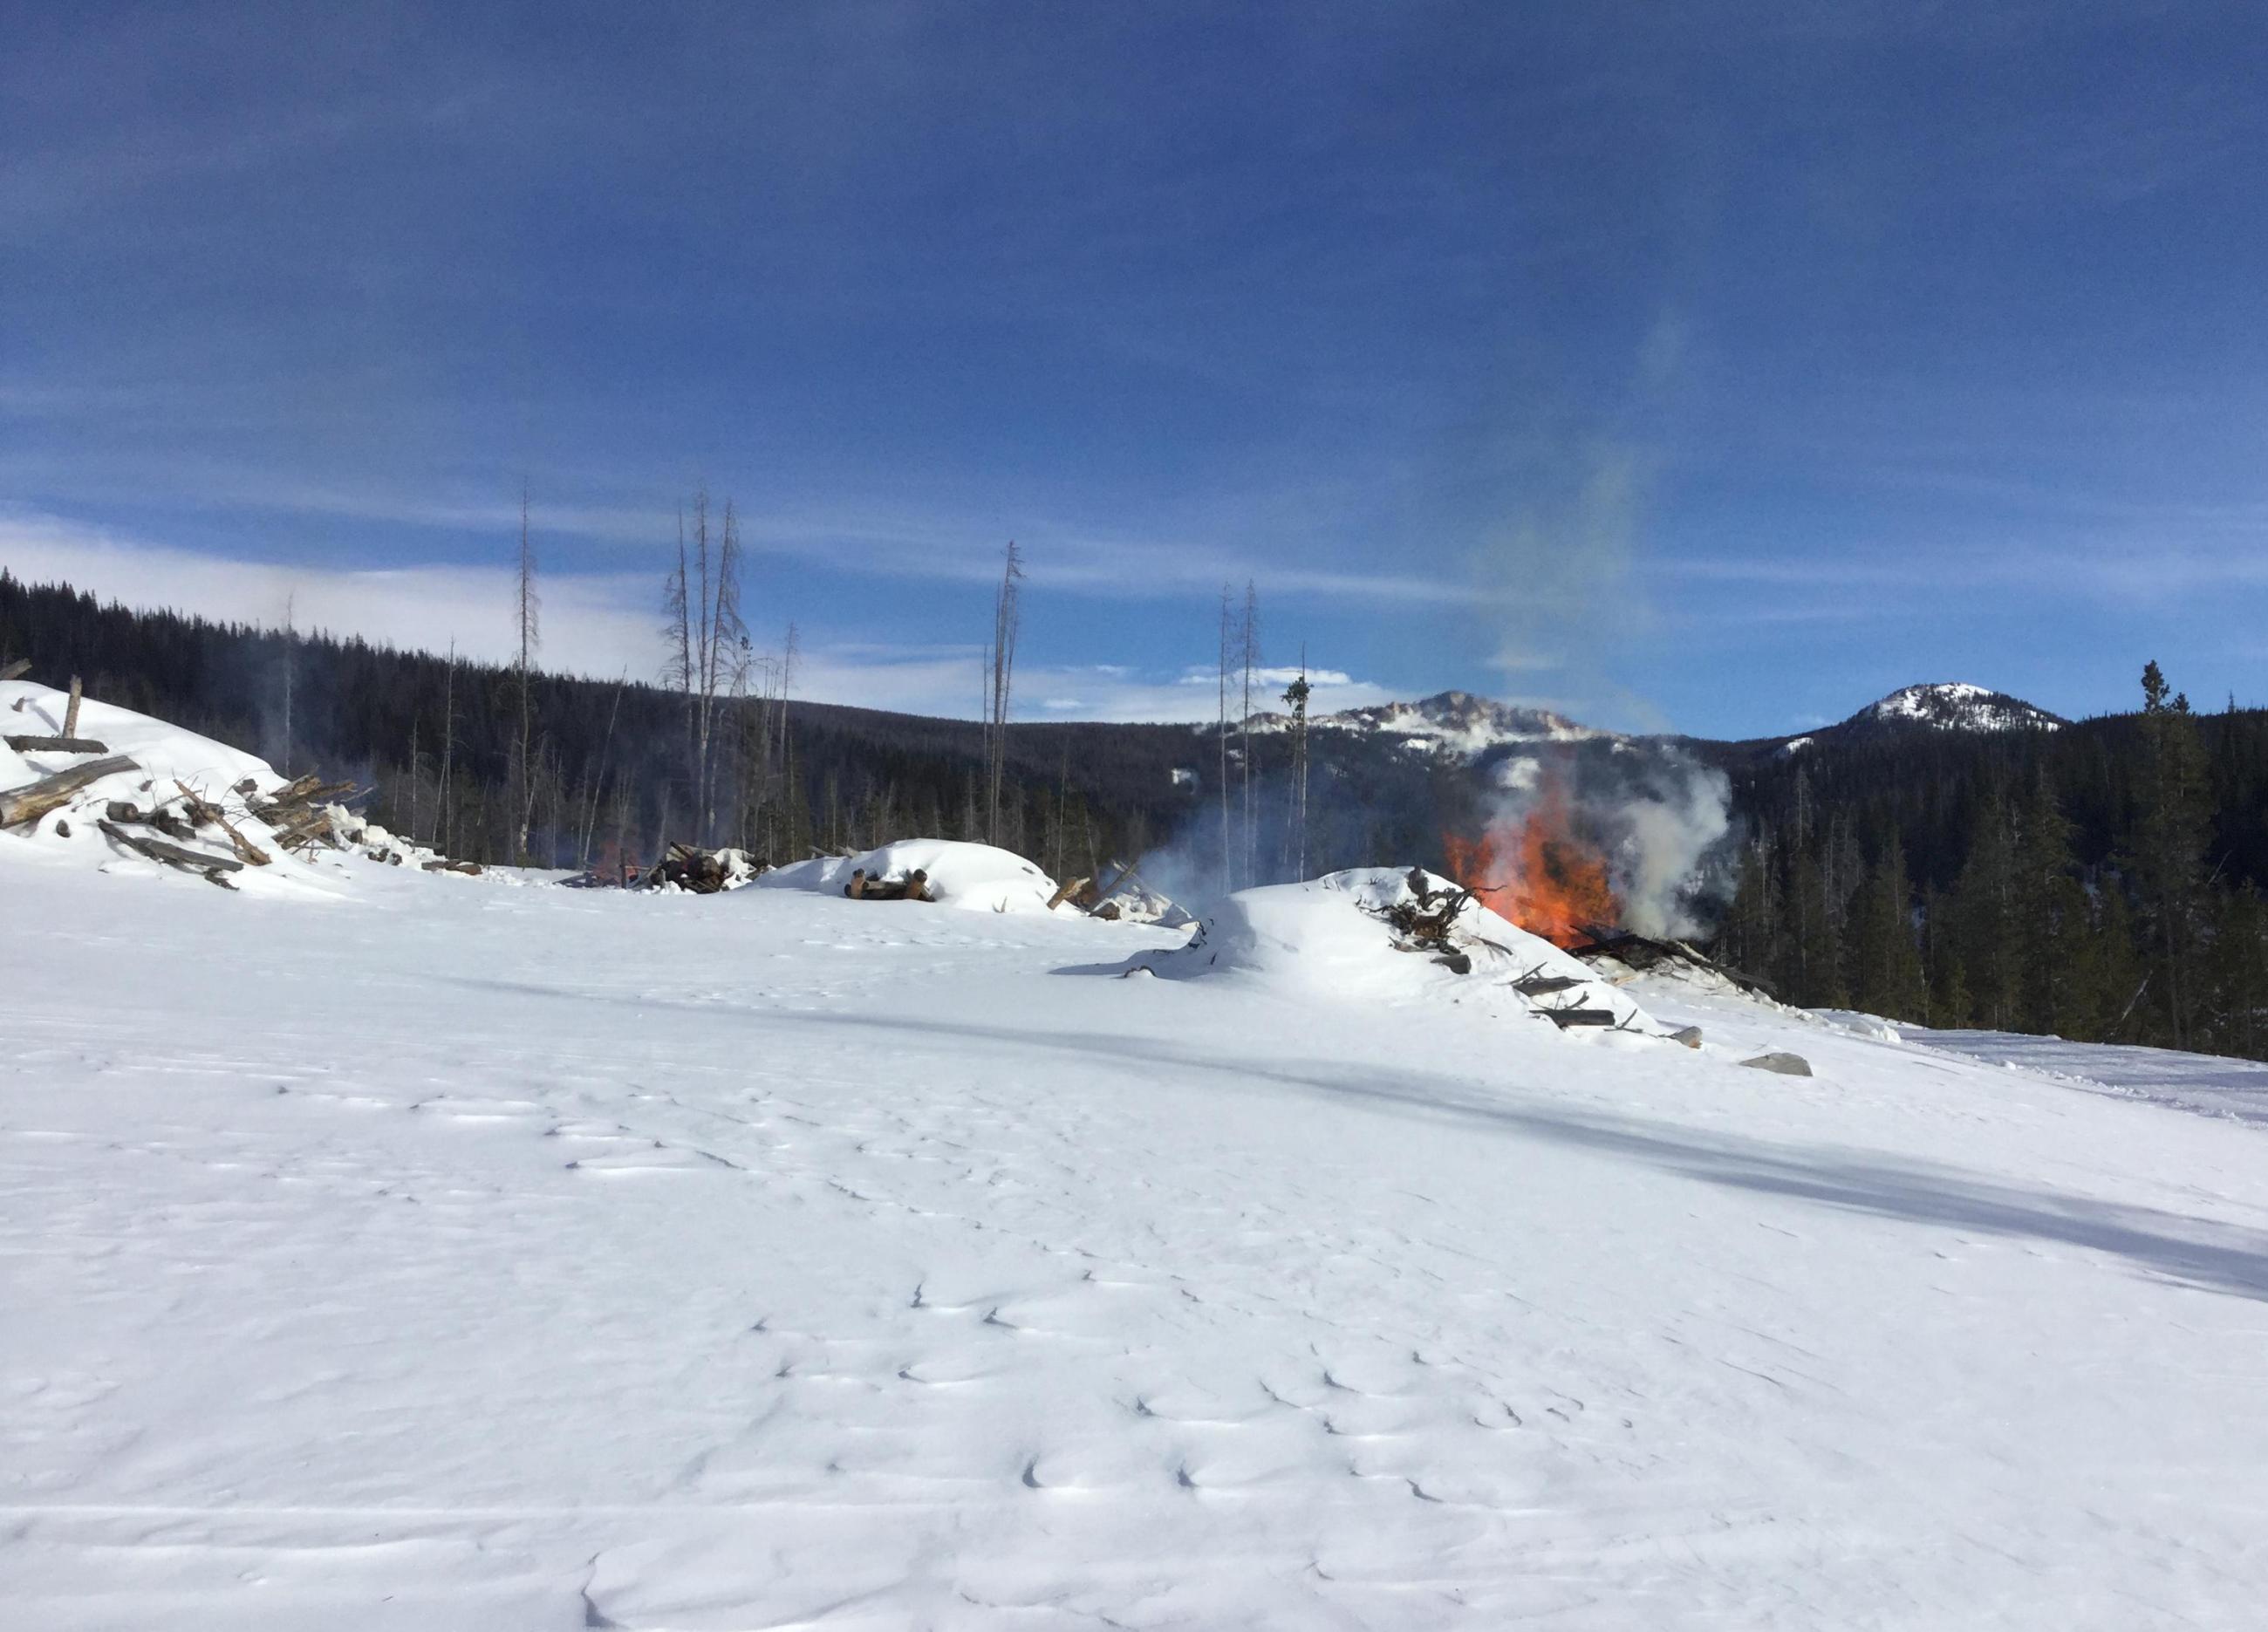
[9,570,2267,1061]
[1712,666,2268,1060]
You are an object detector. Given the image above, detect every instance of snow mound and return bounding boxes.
[1165,867,1658,1033]
[757,838,1067,914]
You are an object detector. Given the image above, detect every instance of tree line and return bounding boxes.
[1713,663,2268,1060]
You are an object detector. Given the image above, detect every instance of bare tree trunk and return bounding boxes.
[514,486,541,863]
[437,642,456,853]
[279,592,296,775]
[1217,585,1232,895]
[986,542,1023,846]
[1240,580,1259,884]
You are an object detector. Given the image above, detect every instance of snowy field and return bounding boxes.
[9,851,2268,1626]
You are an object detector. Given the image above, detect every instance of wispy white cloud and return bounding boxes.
[0,511,1400,724]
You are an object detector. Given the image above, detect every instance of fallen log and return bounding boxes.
[3,734,111,755]
[1046,875,1091,912]
[0,659,29,683]
[0,755,137,830]
[97,819,243,886]
[1537,1007,1618,1028]
[1513,974,1587,997]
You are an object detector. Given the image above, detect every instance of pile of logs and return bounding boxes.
[845,866,930,902]
[1568,924,1773,998]
[239,772,361,854]
[641,843,758,893]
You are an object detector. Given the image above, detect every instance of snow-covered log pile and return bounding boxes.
[757,838,1071,915]
[638,842,766,893]
[0,678,464,891]
[1161,866,1674,1037]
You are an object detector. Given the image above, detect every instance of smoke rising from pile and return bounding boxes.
[1485,748,1731,939]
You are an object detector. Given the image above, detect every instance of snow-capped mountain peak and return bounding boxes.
[1310,690,1607,758]
[1850,682,2065,735]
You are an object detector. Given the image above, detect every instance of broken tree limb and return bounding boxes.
[97,819,243,885]
[0,659,29,683]
[61,677,82,739]
[0,755,137,829]
[1046,875,1092,912]
[3,734,110,755]
[176,780,270,865]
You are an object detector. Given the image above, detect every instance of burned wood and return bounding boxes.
[1513,974,1586,997]
[3,734,110,755]
[96,818,243,887]
[0,755,137,830]
[1537,1007,1617,1028]
[421,858,483,875]
[1568,923,1775,1000]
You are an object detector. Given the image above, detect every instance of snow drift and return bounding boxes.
[757,838,1069,915]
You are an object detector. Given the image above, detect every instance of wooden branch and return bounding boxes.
[3,734,110,754]
[1046,875,1091,912]
[0,755,137,829]
[61,676,82,739]
[0,659,29,683]
[1514,974,1586,997]
[175,780,270,865]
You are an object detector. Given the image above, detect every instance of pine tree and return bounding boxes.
[2133,660,2210,1047]
[1851,830,1925,1020]
[1952,784,2021,1028]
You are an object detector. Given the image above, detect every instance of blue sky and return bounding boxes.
[4,2,2265,732]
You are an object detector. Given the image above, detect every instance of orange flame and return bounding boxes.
[1442,779,1619,950]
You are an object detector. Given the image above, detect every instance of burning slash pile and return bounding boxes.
[1440,769,1764,999]
[1160,867,1672,1038]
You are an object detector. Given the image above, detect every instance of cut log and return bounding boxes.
[0,755,137,829]
[97,819,243,886]
[3,734,110,754]
[0,659,29,683]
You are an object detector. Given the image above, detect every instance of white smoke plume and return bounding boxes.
[1486,748,1732,939]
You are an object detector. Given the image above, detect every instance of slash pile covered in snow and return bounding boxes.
[1,677,465,891]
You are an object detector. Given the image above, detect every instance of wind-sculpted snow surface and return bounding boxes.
[8,856,2268,1626]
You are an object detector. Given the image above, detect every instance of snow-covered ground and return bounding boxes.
[9,854,2268,1625]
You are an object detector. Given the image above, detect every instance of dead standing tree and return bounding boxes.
[983,542,1023,847]
[662,490,749,847]
[1216,586,1233,896]
[1239,580,1260,885]
[512,488,541,862]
